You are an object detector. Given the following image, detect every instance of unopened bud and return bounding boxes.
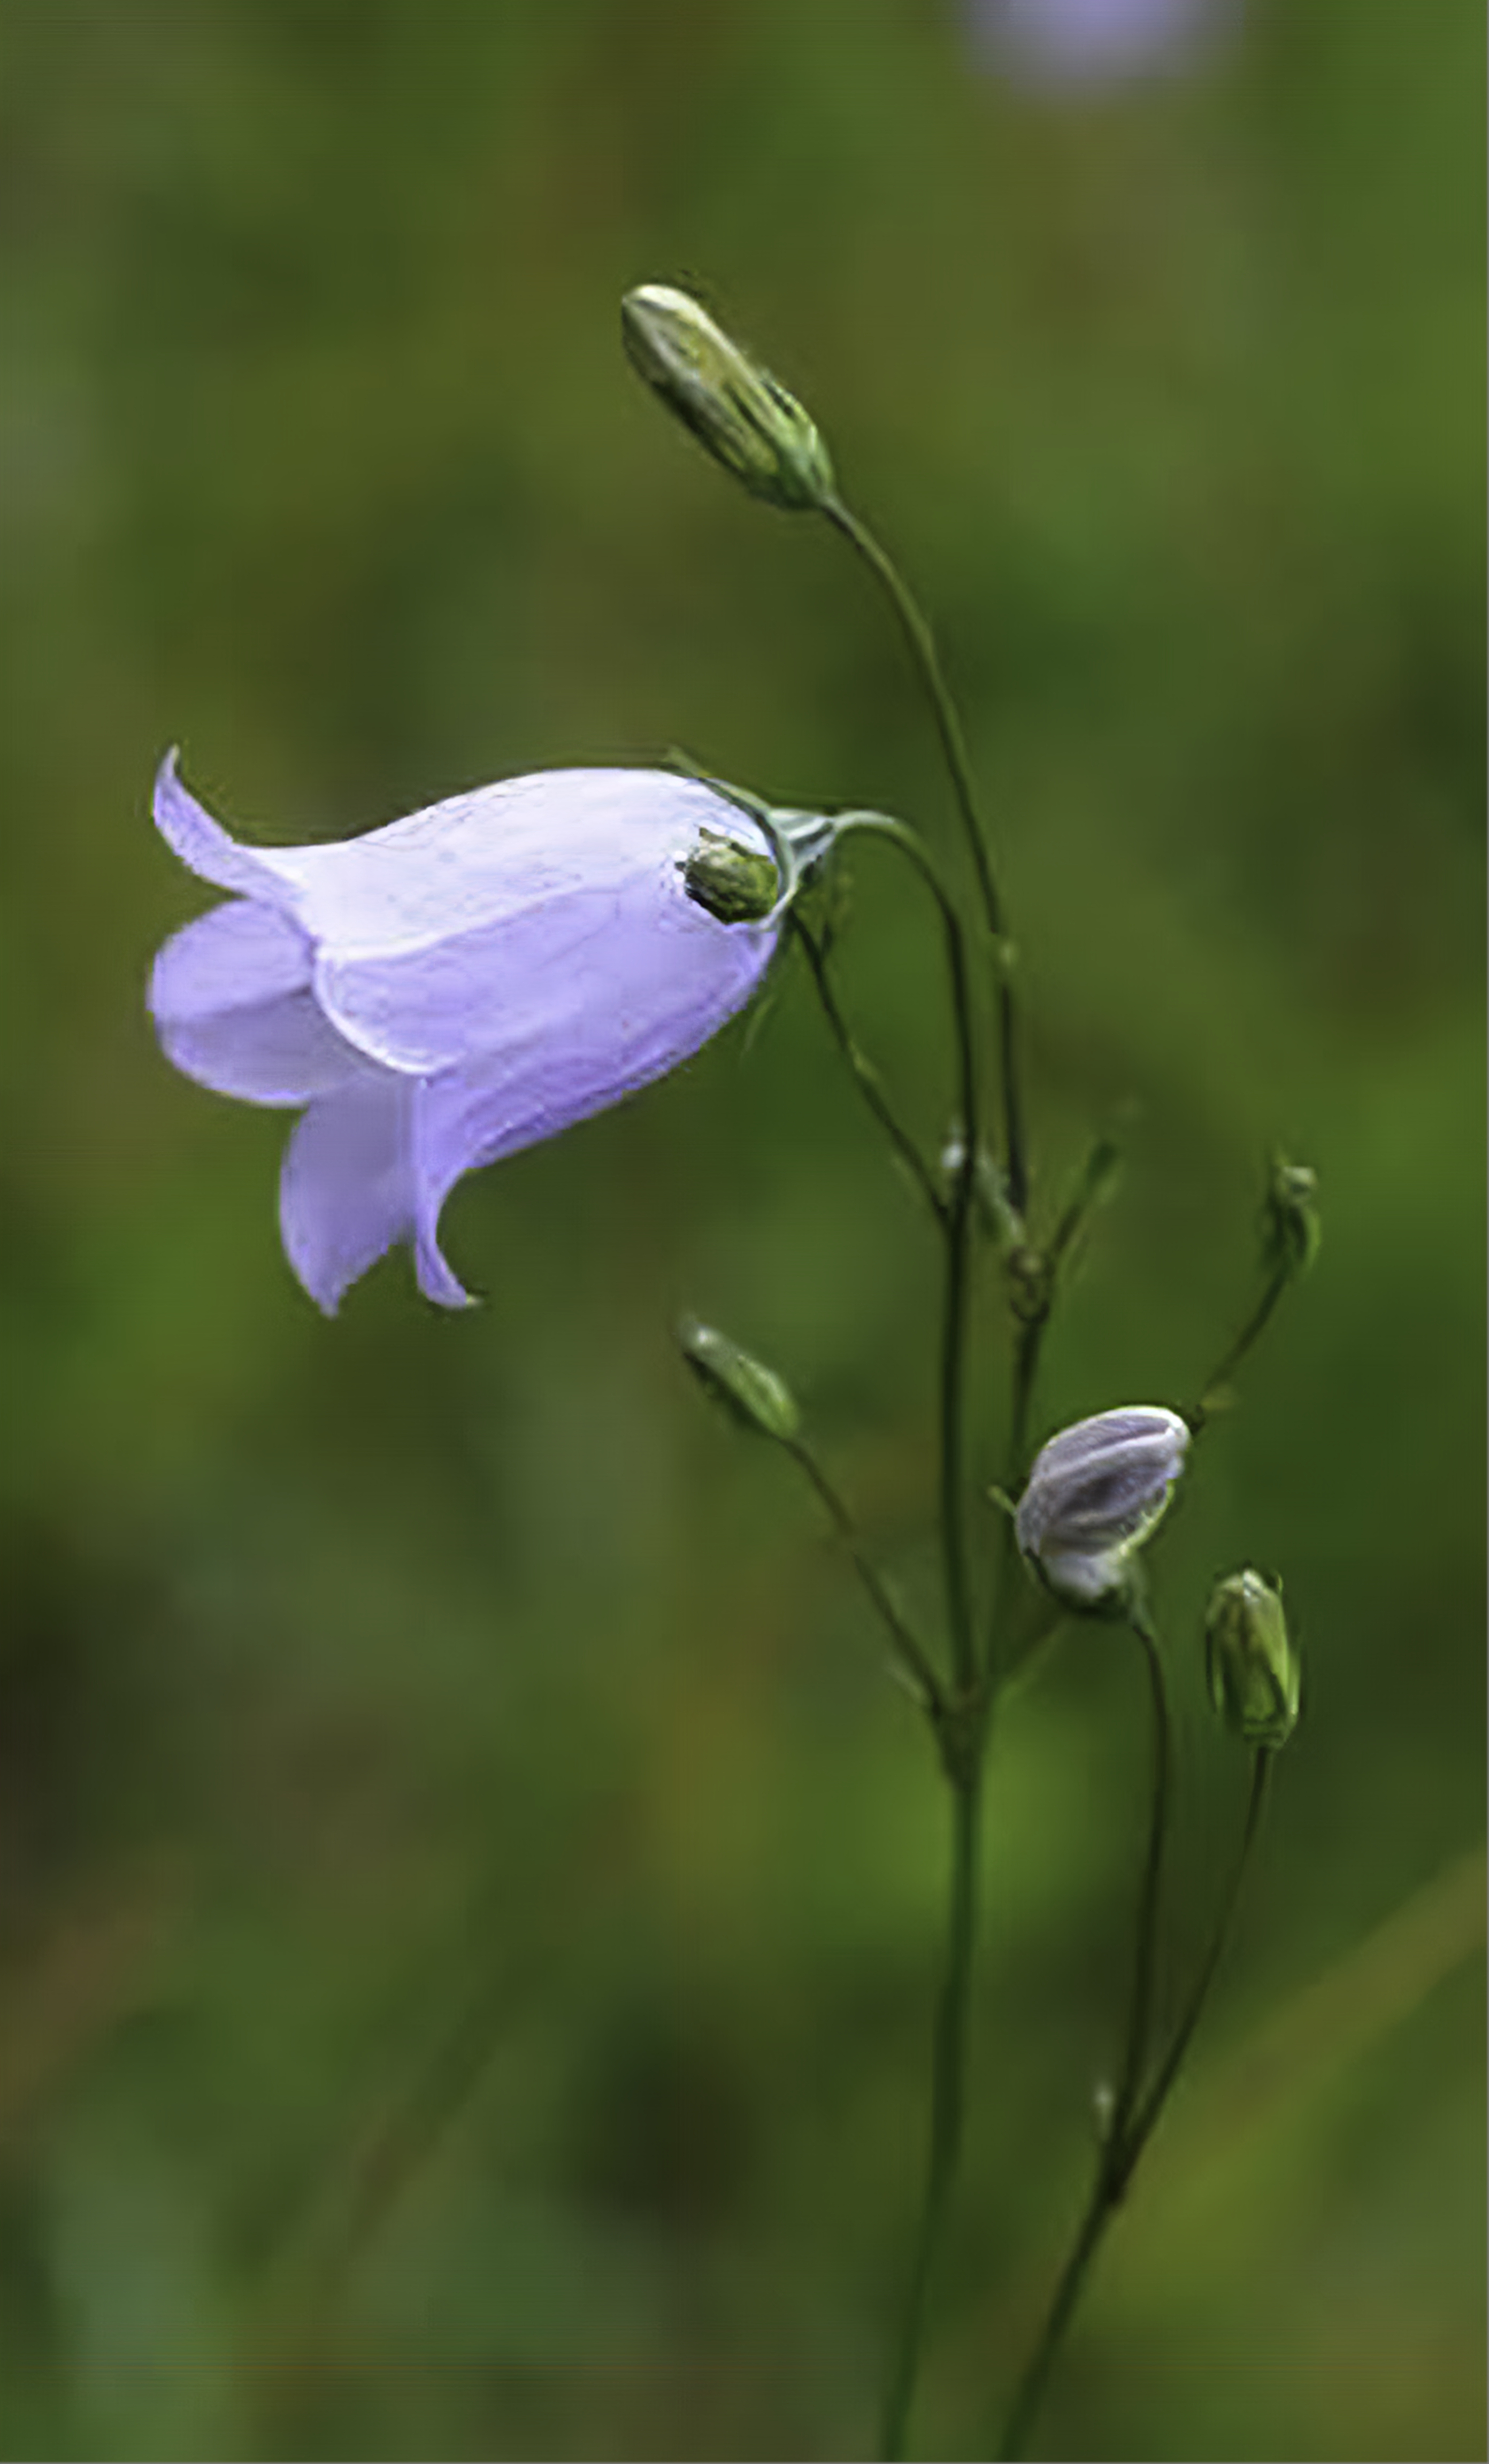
[1205,1569,1300,1749]
[1263,1156,1321,1279]
[677,1316,800,1443]
[622,283,835,513]
[1016,1406,1189,1608]
[682,827,780,925]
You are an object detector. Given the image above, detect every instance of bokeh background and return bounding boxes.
[0,3,1482,2458]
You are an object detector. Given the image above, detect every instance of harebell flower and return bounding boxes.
[150,754,827,1312]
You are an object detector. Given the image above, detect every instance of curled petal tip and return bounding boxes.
[152,750,290,905]
[415,1221,475,1311]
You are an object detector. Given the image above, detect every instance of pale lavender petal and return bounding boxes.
[406,906,776,1260]
[279,1075,443,1314]
[150,901,368,1104]
[398,876,773,1304]
[152,752,300,907]
[271,769,746,960]
[412,1212,472,1310]
[151,897,309,1015]
[315,856,776,1077]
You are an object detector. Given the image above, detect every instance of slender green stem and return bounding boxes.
[836,812,981,1693]
[996,1705,1270,2463]
[940,1157,978,1696]
[995,1608,1173,2460]
[1004,1134,1122,1497]
[781,1433,946,1715]
[994,2178,1109,2464]
[1189,1266,1288,1433]
[814,821,984,2454]
[1007,1318,1043,1496]
[1123,1749,1271,2170]
[823,493,1028,1219]
[822,497,1006,945]
[788,912,947,1229]
[881,1765,985,2461]
[1110,1608,1174,2148]
[979,1334,1040,1693]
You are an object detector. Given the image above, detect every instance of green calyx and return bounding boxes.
[682,828,781,925]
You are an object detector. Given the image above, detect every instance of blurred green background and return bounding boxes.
[0,3,1482,2458]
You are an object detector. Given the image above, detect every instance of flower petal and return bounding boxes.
[314,858,775,1078]
[150,902,369,1104]
[152,751,301,907]
[404,909,772,1281]
[278,1074,450,1314]
[151,897,310,1017]
[273,768,751,959]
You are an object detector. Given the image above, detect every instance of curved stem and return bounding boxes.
[994,2178,1107,2464]
[880,1766,984,2461]
[1004,1133,1123,1498]
[835,812,981,1693]
[823,492,1027,1219]
[1189,1267,1289,1433]
[939,1162,978,1698]
[1110,1608,1174,2150]
[822,498,1006,945]
[781,1433,945,1715]
[788,912,947,1229]
[815,817,985,2457]
[995,1708,1270,2464]
[994,1607,1173,2460]
[988,1139,1123,1682]
[1123,1749,1271,2172]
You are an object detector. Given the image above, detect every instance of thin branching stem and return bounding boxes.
[1124,1748,1271,2167]
[781,1433,945,1716]
[880,1764,984,2462]
[835,814,980,1695]
[824,817,984,2457]
[823,492,1029,1220]
[1189,1266,1290,1431]
[1111,1607,1175,2149]
[788,912,947,1229]
[996,1695,1271,2463]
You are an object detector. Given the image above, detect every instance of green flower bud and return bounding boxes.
[1205,1569,1300,1750]
[621,284,835,513]
[682,827,781,925]
[1263,1156,1321,1278]
[677,1316,800,1444]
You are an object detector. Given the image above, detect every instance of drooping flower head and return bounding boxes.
[148,757,808,1313]
[1016,1404,1189,1605]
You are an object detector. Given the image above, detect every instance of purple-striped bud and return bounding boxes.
[1016,1406,1189,1606]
